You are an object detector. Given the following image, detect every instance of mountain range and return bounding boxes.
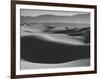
[21,14,90,24]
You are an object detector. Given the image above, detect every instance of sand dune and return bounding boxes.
[21,35,90,63]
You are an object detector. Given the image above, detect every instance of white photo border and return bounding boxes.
[16,4,95,75]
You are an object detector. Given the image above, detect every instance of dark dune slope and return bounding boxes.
[21,36,90,64]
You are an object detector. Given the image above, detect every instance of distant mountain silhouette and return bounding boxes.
[21,14,90,24]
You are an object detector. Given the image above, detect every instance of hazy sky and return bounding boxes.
[20,9,89,17]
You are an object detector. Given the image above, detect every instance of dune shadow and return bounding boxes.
[21,35,90,64]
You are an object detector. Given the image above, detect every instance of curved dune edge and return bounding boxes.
[21,32,89,46]
[21,58,90,70]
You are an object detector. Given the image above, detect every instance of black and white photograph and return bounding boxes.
[20,9,91,69]
[11,1,97,78]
